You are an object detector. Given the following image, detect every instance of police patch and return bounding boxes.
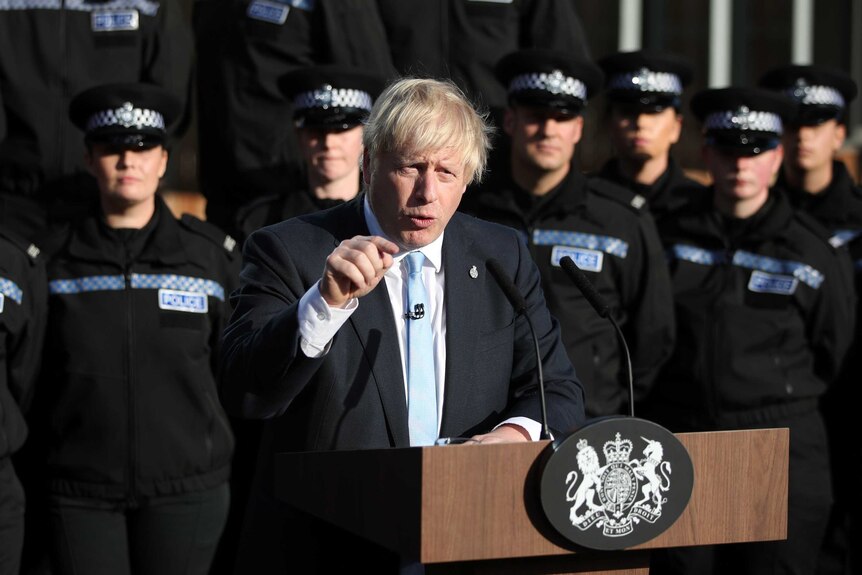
[552,246,603,272]
[247,0,290,24]
[92,10,139,32]
[747,270,798,295]
[158,289,208,314]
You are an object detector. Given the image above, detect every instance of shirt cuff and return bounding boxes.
[496,417,542,441]
[298,281,357,358]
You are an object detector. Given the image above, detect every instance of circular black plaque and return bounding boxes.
[539,417,694,550]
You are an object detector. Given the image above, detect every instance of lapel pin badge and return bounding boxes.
[469,265,478,279]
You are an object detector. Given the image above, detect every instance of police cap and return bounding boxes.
[69,83,180,149]
[599,50,692,112]
[280,65,385,129]
[758,65,857,126]
[495,49,604,116]
[691,87,797,155]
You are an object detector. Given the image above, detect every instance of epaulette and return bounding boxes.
[794,210,839,250]
[587,177,648,213]
[0,228,42,264]
[179,214,238,258]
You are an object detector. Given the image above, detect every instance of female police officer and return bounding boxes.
[35,83,239,575]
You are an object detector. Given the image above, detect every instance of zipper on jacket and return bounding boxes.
[706,245,735,423]
[124,264,137,506]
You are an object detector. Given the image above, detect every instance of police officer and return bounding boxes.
[35,83,239,575]
[0,228,46,574]
[0,1,193,206]
[235,65,385,244]
[596,50,705,221]
[193,0,396,232]
[646,87,855,575]
[759,64,861,575]
[461,49,675,418]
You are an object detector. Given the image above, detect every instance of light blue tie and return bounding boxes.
[405,252,438,446]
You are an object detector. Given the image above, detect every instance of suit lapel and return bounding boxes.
[336,196,410,446]
[440,217,485,437]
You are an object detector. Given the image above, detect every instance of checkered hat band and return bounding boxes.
[508,71,587,100]
[784,85,845,108]
[50,273,225,301]
[703,110,783,135]
[86,104,165,133]
[669,245,823,289]
[0,276,23,304]
[608,70,682,95]
[533,229,629,259]
[293,88,373,112]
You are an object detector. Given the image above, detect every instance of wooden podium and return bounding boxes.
[275,428,788,574]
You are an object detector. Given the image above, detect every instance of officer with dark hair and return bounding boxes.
[0,1,193,207]
[193,0,396,233]
[34,83,239,575]
[0,227,46,574]
[235,64,385,244]
[759,64,861,575]
[646,87,855,575]
[596,50,705,221]
[461,49,675,418]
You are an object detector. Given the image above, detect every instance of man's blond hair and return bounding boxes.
[363,78,493,185]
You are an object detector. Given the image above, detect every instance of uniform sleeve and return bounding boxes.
[623,211,676,398]
[808,245,856,385]
[210,241,242,378]
[8,255,48,414]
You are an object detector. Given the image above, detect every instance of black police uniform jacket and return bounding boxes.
[37,198,239,500]
[595,157,706,223]
[0,1,192,198]
[0,229,46,459]
[777,160,862,496]
[234,187,347,247]
[649,189,855,431]
[461,168,675,417]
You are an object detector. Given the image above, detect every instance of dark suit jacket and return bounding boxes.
[220,195,584,449]
[218,195,584,572]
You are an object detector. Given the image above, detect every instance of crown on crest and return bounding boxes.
[603,433,633,464]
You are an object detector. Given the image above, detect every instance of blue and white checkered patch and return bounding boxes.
[533,229,628,259]
[247,0,289,24]
[669,244,728,266]
[0,276,23,305]
[91,10,138,31]
[829,229,862,249]
[551,246,603,272]
[668,244,824,290]
[50,275,125,294]
[732,250,823,290]
[131,274,225,301]
[747,270,798,295]
[158,289,208,314]
[49,273,225,301]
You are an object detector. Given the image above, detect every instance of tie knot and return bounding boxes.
[406,251,425,274]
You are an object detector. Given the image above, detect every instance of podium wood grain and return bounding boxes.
[275,428,788,573]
